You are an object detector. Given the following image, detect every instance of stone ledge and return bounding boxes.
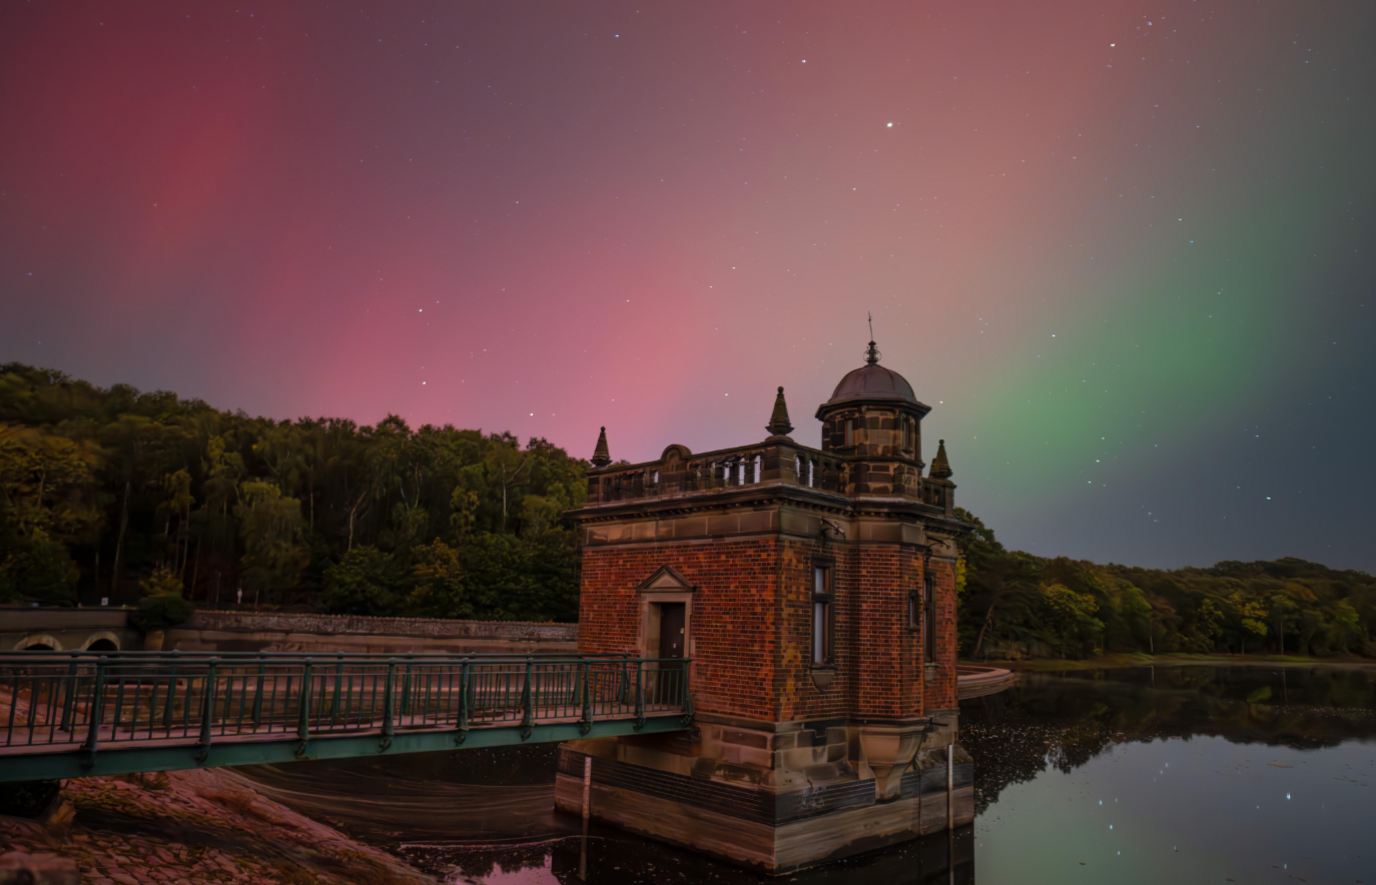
[184,610,578,642]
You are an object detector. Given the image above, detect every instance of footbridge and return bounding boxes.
[0,651,692,782]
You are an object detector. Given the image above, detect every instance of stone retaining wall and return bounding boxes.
[168,610,579,655]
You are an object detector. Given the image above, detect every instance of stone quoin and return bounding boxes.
[555,336,974,874]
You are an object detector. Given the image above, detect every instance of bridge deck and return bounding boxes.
[0,651,691,782]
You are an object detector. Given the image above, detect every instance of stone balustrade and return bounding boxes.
[587,439,925,505]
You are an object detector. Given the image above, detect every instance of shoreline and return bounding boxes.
[965,652,1376,672]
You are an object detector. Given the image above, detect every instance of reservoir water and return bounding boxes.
[240,665,1375,884]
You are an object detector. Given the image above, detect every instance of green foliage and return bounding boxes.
[130,565,194,632]
[0,362,588,620]
[0,532,79,604]
[406,539,468,618]
[322,545,400,616]
[235,480,309,599]
[1039,584,1103,658]
[957,511,1375,661]
[139,564,184,597]
[130,593,196,632]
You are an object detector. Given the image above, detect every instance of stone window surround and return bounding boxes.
[635,565,697,665]
[810,554,836,671]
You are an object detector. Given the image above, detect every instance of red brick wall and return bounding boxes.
[926,558,959,710]
[579,534,959,722]
[579,540,783,720]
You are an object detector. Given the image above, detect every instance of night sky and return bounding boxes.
[2,1,1374,571]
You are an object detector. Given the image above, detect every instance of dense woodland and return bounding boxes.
[954,509,1376,659]
[3,363,1374,657]
[0,363,585,623]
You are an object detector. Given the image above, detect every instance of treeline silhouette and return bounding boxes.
[4,363,1373,652]
[955,509,1376,659]
[0,363,584,621]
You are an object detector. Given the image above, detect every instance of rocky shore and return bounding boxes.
[0,768,438,885]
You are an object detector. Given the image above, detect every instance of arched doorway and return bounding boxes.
[13,634,62,652]
[82,631,122,652]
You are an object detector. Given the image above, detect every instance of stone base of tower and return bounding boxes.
[554,712,973,875]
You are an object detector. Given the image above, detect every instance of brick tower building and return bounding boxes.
[555,339,973,874]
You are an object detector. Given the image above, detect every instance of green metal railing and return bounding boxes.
[0,651,691,780]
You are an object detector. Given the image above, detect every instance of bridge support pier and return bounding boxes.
[555,712,972,875]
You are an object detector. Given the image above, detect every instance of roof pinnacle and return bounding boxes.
[591,426,611,468]
[929,438,953,479]
[766,386,795,438]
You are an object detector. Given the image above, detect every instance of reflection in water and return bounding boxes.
[965,666,1376,885]
[963,665,1376,815]
[239,666,1374,884]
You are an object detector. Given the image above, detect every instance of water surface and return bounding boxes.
[241,665,1376,884]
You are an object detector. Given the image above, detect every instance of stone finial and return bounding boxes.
[591,426,611,468]
[929,439,953,479]
[766,386,795,438]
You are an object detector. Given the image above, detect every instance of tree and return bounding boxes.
[0,530,79,604]
[406,539,468,618]
[1040,584,1103,659]
[0,423,103,541]
[1227,592,1268,654]
[1327,601,1362,654]
[235,480,308,604]
[322,545,399,616]
[1268,592,1301,654]
[129,564,195,633]
[1181,598,1225,653]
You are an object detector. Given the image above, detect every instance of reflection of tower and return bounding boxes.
[556,336,974,874]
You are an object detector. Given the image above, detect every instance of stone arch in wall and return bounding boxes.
[82,631,121,652]
[13,634,63,651]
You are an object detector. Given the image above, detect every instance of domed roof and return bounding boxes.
[816,338,930,416]
[827,363,917,405]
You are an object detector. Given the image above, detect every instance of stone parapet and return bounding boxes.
[183,610,576,641]
[169,611,578,655]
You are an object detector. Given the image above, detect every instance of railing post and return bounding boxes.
[331,655,344,724]
[59,660,79,732]
[454,660,469,745]
[162,658,179,730]
[196,658,218,763]
[251,657,265,728]
[683,659,694,724]
[296,657,313,756]
[81,657,107,767]
[379,659,396,751]
[633,660,646,732]
[579,660,592,735]
[519,657,534,740]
